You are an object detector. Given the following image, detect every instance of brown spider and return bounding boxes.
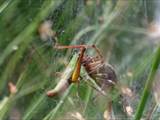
[47,44,117,97]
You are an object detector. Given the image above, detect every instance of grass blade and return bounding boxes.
[134,46,160,120]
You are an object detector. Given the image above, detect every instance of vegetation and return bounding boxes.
[0,0,160,119]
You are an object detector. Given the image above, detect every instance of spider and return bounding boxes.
[47,44,117,97]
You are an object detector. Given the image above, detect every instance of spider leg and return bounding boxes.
[81,76,106,96]
[54,44,93,49]
[54,44,103,60]
[91,45,103,59]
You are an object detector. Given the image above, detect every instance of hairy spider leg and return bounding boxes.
[55,44,103,59]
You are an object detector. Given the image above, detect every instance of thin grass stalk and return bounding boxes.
[134,46,160,120]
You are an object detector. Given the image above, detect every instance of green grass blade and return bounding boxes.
[134,46,160,120]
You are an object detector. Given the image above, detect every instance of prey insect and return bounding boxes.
[47,44,117,97]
